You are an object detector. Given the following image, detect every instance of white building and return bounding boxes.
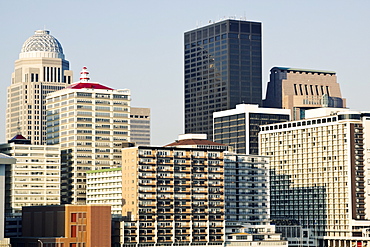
[0,135,60,215]
[86,168,122,216]
[6,30,73,145]
[0,154,16,247]
[259,108,370,247]
[46,67,130,204]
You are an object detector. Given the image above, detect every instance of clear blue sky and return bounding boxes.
[0,0,369,145]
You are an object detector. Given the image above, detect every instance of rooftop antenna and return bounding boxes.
[17,118,21,135]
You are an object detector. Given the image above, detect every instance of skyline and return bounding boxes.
[1,0,370,145]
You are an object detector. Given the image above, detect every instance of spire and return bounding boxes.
[79,66,90,82]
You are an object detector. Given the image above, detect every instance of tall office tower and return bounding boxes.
[10,205,111,247]
[214,104,290,154]
[0,154,16,247]
[6,30,73,145]
[130,107,151,145]
[120,134,227,246]
[184,19,262,140]
[46,67,130,205]
[263,67,346,120]
[259,108,370,247]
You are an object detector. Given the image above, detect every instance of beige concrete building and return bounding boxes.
[46,67,130,205]
[259,108,370,247]
[130,107,151,145]
[263,67,346,120]
[0,135,60,216]
[6,30,73,145]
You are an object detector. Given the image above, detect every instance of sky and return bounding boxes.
[0,0,369,146]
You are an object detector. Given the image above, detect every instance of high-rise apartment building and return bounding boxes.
[214,104,290,154]
[259,108,370,246]
[184,19,262,140]
[6,30,73,145]
[263,67,346,120]
[46,67,130,205]
[130,107,151,145]
[120,134,227,246]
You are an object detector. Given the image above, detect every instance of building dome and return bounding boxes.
[19,30,65,59]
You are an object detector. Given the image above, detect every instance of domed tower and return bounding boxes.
[6,30,73,145]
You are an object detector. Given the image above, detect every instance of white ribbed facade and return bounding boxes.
[86,168,122,216]
[0,143,60,214]
[259,109,370,247]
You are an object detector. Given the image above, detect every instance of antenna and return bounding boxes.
[17,118,21,135]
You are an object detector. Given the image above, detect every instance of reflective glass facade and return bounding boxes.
[184,20,262,140]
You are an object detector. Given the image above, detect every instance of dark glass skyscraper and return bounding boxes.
[184,19,262,140]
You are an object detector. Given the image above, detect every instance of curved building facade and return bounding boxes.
[6,30,73,144]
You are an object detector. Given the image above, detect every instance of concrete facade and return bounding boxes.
[130,107,151,145]
[259,109,370,246]
[263,67,346,120]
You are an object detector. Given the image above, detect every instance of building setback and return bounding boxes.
[263,67,346,120]
[6,30,73,145]
[214,104,290,154]
[46,67,130,205]
[259,108,370,247]
[184,19,262,140]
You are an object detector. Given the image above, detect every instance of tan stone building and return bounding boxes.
[263,67,346,120]
[6,30,73,145]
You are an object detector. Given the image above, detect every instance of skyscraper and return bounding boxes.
[46,67,130,205]
[184,19,262,140]
[6,30,73,145]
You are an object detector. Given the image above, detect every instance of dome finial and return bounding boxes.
[80,67,90,82]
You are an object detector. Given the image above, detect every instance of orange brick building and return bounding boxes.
[11,204,111,247]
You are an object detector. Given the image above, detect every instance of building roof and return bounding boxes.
[8,134,31,144]
[20,30,64,59]
[165,139,226,147]
[272,67,336,75]
[66,82,114,90]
